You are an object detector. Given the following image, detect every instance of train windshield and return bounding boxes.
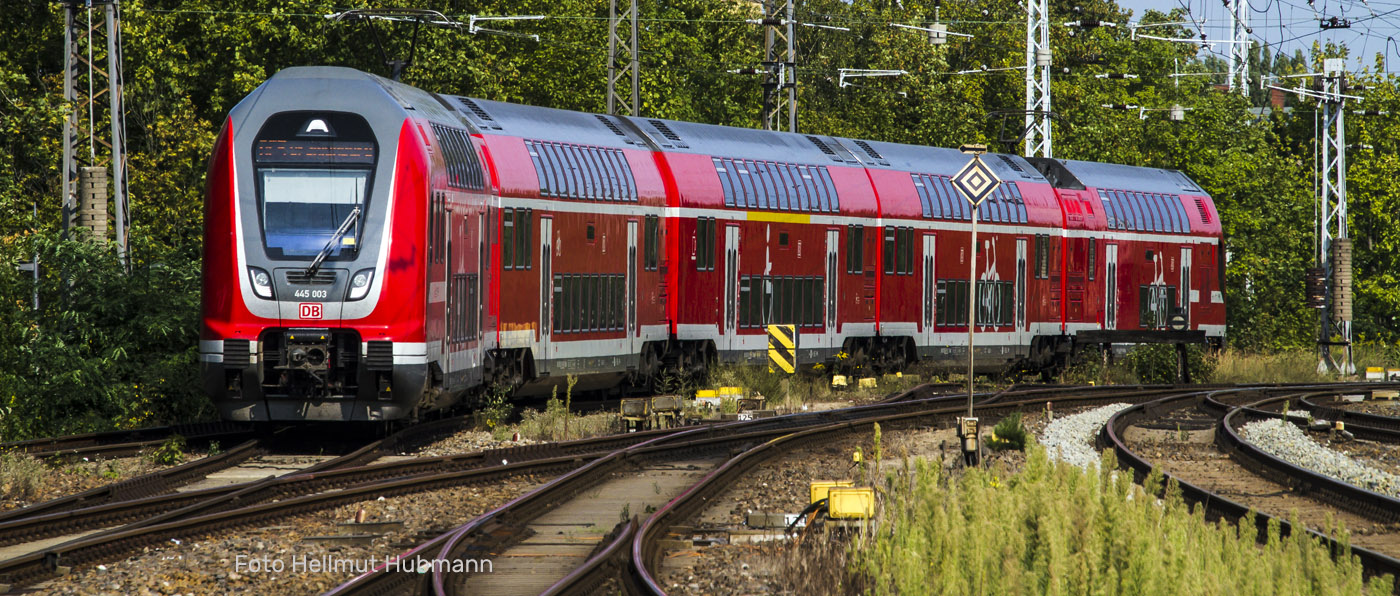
[259,169,367,257]
[252,111,378,260]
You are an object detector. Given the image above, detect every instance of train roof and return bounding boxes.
[1050,158,1204,196]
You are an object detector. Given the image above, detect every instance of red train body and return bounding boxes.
[201,67,1225,421]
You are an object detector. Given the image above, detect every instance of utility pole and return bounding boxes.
[1316,59,1353,375]
[761,0,796,132]
[607,0,639,116]
[62,0,129,266]
[1024,0,1051,157]
[1227,0,1250,97]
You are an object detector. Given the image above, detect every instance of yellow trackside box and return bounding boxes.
[809,480,854,504]
[828,487,875,519]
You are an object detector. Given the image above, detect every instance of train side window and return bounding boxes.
[502,208,515,269]
[847,225,863,274]
[935,280,947,325]
[695,218,715,271]
[1152,194,1170,233]
[518,209,533,269]
[596,148,618,201]
[571,145,596,199]
[552,275,563,332]
[1141,192,1161,232]
[560,275,573,332]
[569,145,592,200]
[778,164,798,211]
[1088,237,1097,281]
[600,149,622,201]
[884,228,896,275]
[587,224,596,243]
[1008,182,1026,223]
[787,164,804,212]
[715,158,735,207]
[726,159,744,207]
[1096,189,1112,228]
[589,148,612,200]
[912,176,931,218]
[817,167,839,211]
[618,150,637,201]
[541,144,568,198]
[644,215,659,271]
[738,277,750,327]
[761,163,779,210]
[897,228,914,275]
[526,142,549,196]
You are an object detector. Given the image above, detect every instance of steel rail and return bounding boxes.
[1101,389,1400,584]
[1219,393,1400,525]
[0,421,251,457]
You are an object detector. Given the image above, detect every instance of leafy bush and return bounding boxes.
[147,434,186,466]
[1124,343,1216,384]
[987,411,1027,451]
[0,233,211,441]
[851,447,1393,595]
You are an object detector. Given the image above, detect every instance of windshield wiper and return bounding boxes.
[304,206,361,278]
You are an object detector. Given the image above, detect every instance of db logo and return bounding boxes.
[299,303,323,319]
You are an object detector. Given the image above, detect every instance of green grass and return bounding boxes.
[852,446,1394,595]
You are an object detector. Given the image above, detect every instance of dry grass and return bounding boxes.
[0,453,46,501]
[1210,349,1329,384]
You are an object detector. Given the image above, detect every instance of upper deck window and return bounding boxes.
[527,140,637,202]
[710,157,838,213]
[253,111,377,260]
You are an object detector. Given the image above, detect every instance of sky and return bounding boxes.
[1115,0,1400,72]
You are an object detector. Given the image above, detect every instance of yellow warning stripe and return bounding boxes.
[767,324,795,350]
[767,324,797,374]
[746,211,811,224]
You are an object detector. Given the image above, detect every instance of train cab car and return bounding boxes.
[1029,158,1226,350]
[202,67,495,422]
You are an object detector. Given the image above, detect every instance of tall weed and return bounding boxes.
[852,446,1393,595]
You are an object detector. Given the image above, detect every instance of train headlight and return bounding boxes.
[248,267,274,299]
[348,268,375,301]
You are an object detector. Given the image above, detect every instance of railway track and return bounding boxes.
[1102,385,1400,585]
[0,421,253,462]
[8,382,1386,594]
[323,383,1224,595]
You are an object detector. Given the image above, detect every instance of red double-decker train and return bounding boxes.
[201,67,1225,422]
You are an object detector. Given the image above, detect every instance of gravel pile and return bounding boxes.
[411,430,537,458]
[1039,403,1132,470]
[1240,418,1400,498]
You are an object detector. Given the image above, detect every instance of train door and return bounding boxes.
[539,216,554,375]
[628,220,639,354]
[1179,246,1192,326]
[1104,243,1118,329]
[724,224,740,352]
[921,233,936,346]
[1016,238,1027,331]
[825,229,839,348]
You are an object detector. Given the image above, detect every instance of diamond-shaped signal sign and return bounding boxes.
[951,156,1001,207]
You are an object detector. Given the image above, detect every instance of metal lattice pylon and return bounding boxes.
[607,0,639,116]
[61,0,129,265]
[1023,0,1051,158]
[1227,0,1250,96]
[762,0,796,132]
[1317,61,1352,374]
